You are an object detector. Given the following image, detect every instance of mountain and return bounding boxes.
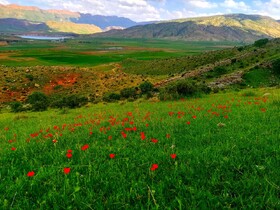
[0,4,80,22]
[0,18,102,34]
[0,4,137,29]
[72,14,137,29]
[0,18,49,33]
[96,14,280,42]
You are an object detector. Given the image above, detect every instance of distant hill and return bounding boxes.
[0,18,102,34]
[0,4,138,30]
[96,14,280,42]
[72,14,137,29]
[0,18,48,33]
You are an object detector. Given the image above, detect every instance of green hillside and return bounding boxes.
[97,14,280,42]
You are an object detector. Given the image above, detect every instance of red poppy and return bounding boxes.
[192,115,197,119]
[166,134,170,138]
[52,139,57,143]
[66,153,72,158]
[27,171,35,177]
[67,150,72,153]
[11,147,16,151]
[81,144,89,151]
[170,154,177,159]
[260,108,266,112]
[151,138,158,143]
[64,168,71,174]
[108,136,112,140]
[89,131,93,135]
[224,115,229,119]
[109,154,115,159]
[150,164,158,171]
[121,131,127,138]
[140,132,146,140]
[4,127,9,131]
[186,121,191,125]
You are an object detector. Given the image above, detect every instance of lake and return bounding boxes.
[18,35,71,40]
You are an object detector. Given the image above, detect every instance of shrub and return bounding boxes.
[27,92,49,111]
[120,87,137,99]
[10,101,23,113]
[272,59,280,75]
[103,93,121,102]
[254,38,269,47]
[51,95,88,108]
[139,81,153,94]
[214,66,228,76]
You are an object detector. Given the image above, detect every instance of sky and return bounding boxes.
[0,0,279,22]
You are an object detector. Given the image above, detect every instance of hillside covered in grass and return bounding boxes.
[97,14,280,42]
[0,88,279,209]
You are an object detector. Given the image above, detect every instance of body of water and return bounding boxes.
[18,35,71,40]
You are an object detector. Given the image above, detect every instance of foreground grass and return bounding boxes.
[0,88,279,209]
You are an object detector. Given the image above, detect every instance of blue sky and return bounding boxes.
[0,0,279,21]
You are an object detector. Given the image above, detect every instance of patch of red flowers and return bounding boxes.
[81,144,89,151]
[27,171,35,177]
[150,164,158,171]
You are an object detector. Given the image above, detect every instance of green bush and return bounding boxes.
[51,95,88,109]
[10,101,23,113]
[254,38,269,47]
[139,81,153,94]
[27,92,49,111]
[272,59,280,75]
[103,93,121,102]
[120,87,137,99]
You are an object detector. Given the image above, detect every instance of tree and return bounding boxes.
[27,92,49,111]
[139,81,153,94]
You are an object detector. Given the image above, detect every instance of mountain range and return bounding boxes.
[97,14,280,42]
[0,4,280,42]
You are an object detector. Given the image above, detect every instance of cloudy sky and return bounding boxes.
[0,0,279,21]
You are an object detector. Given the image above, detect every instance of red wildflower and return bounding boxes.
[260,108,266,112]
[224,115,229,119]
[186,121,191,125]
[146,124,149,127]
[27,171,35,177]
[140,132,146,140]
[66,153,72,158]
[166,134,170,138]
[151,138,158,143]
[67,150,72,153]
[121,131,127,138]
[11,147,16,151]
[64,168,71,174]
[150,164,158,171]
[192,115,197,119]
[109,154,115,159]
[81,144,89,151]
[170,154,177,159]
[108,136,112,140]
[4,127,9,131]
[52,139,57,143]
[89,131,93,135]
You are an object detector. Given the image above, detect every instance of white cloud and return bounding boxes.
[221,0,250,10]
[0,0,9,5]
[188,0,218,9]
[253,0,280,19]
[40,0,161,21]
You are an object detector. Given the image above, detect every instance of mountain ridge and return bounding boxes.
[95,14,280,42]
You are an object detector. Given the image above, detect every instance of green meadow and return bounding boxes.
[0,89,279,209]
[0,37,241,67]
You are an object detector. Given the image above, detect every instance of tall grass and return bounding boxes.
[0,89,279,209]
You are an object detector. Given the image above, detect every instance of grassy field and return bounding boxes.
[0,88,279,209]
[0,37,241,67]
